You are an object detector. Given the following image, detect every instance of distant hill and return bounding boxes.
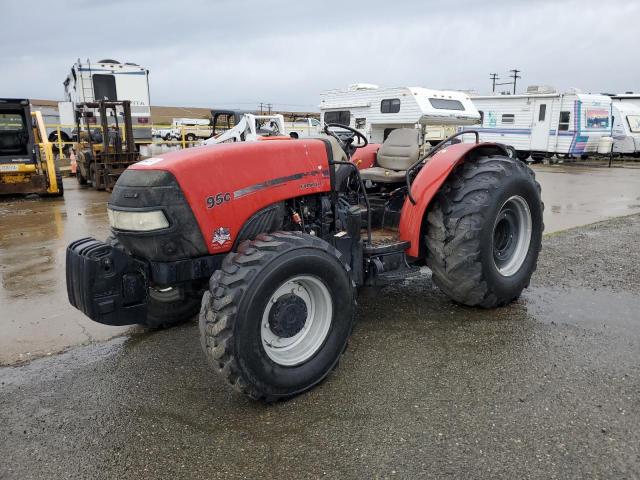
[30,99,317,125]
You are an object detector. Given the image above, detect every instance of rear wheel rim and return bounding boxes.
[492,195,532,277]
[261,275,333,366]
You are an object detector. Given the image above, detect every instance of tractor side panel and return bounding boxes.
[130,139,332,254]
[398,143,504,258]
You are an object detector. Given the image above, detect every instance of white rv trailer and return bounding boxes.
[465,86,612,160]
[61,58,152,142]
[319,84,480,145]
[611,95,640,155]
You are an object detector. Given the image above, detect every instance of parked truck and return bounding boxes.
[156,118,213,142]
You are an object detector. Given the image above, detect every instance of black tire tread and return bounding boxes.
[199,231,354,401]
[425,155,543,308]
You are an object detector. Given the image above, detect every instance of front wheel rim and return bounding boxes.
[261,275,333,366]
[492,195,532,277]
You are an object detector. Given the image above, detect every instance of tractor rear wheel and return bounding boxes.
[425,155,543,308]
[199,231,355,401]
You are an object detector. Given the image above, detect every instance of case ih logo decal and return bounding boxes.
[205,169,330,212]
[212,227,231,245]
[232,169,329,200]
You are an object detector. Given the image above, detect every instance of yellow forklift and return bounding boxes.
[0,98,63,196]
[74,100,139,190]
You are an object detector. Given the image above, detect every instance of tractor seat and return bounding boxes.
[360,128,420,183]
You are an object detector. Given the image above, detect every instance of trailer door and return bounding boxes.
[530,100,550,151]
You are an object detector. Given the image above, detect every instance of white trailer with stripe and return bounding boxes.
[611,95,640,155]
[464,86,612,161]
[319,84,479,145]
[61,58,152,142]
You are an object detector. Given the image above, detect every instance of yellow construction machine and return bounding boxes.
[0,99,63,196]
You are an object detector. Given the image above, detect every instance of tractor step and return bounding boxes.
[364,240,418,286]
[364,240,409,255]
[373,265,421,284]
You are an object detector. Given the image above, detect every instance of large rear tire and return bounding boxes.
[199,231,355,401]
[425,155,543,308]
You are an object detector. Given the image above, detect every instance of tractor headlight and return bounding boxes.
[107,208,169,232]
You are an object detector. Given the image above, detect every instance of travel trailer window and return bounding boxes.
[538,104,547,121]
[380,99,401,113]
[501,114,515,124]
[429,98,464,110]
[355,118,366,129]
[628,115,640,133]
[324,110,351,126]
[93,74,117,101]
[558,111,571,131]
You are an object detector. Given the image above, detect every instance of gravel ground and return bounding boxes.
[0,215,639,480]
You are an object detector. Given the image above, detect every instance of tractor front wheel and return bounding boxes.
[425,155,543,308]
[199,232,355,401]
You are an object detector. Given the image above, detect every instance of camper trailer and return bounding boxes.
[611,96,640,155]
[465,87,612,161]
[319,84,479,145]
[61,59,152,143]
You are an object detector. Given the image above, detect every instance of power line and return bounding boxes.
[490,69,522,94]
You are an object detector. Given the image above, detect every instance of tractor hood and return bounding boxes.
[116,139,333,256]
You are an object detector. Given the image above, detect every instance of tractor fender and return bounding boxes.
[398,142,508,258]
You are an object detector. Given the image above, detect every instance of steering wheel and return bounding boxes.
[323,123,368,154]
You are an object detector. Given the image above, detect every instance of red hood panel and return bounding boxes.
[131,139,332,253]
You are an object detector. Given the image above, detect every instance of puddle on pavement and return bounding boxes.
[523,286,640,334]
[0,179,132,365]
[2,165,640,365]
[533,165,640,233]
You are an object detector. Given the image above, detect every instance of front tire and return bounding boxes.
[425,155,543,308]
[199,232,355,401]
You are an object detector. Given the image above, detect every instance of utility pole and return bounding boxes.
[259,102,264,114]
[489,73,499,93]
[267,103,272,115]
[509,69,521,94]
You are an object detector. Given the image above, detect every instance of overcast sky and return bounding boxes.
[2,0,638,111]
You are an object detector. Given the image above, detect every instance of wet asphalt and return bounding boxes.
[2,164,640,365]
[1,209,640,478]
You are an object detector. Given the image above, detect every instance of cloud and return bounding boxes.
[1,0,637,110]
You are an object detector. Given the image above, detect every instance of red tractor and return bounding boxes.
[66,125,543,401]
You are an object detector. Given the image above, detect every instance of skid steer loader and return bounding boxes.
[0,99,63,197]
